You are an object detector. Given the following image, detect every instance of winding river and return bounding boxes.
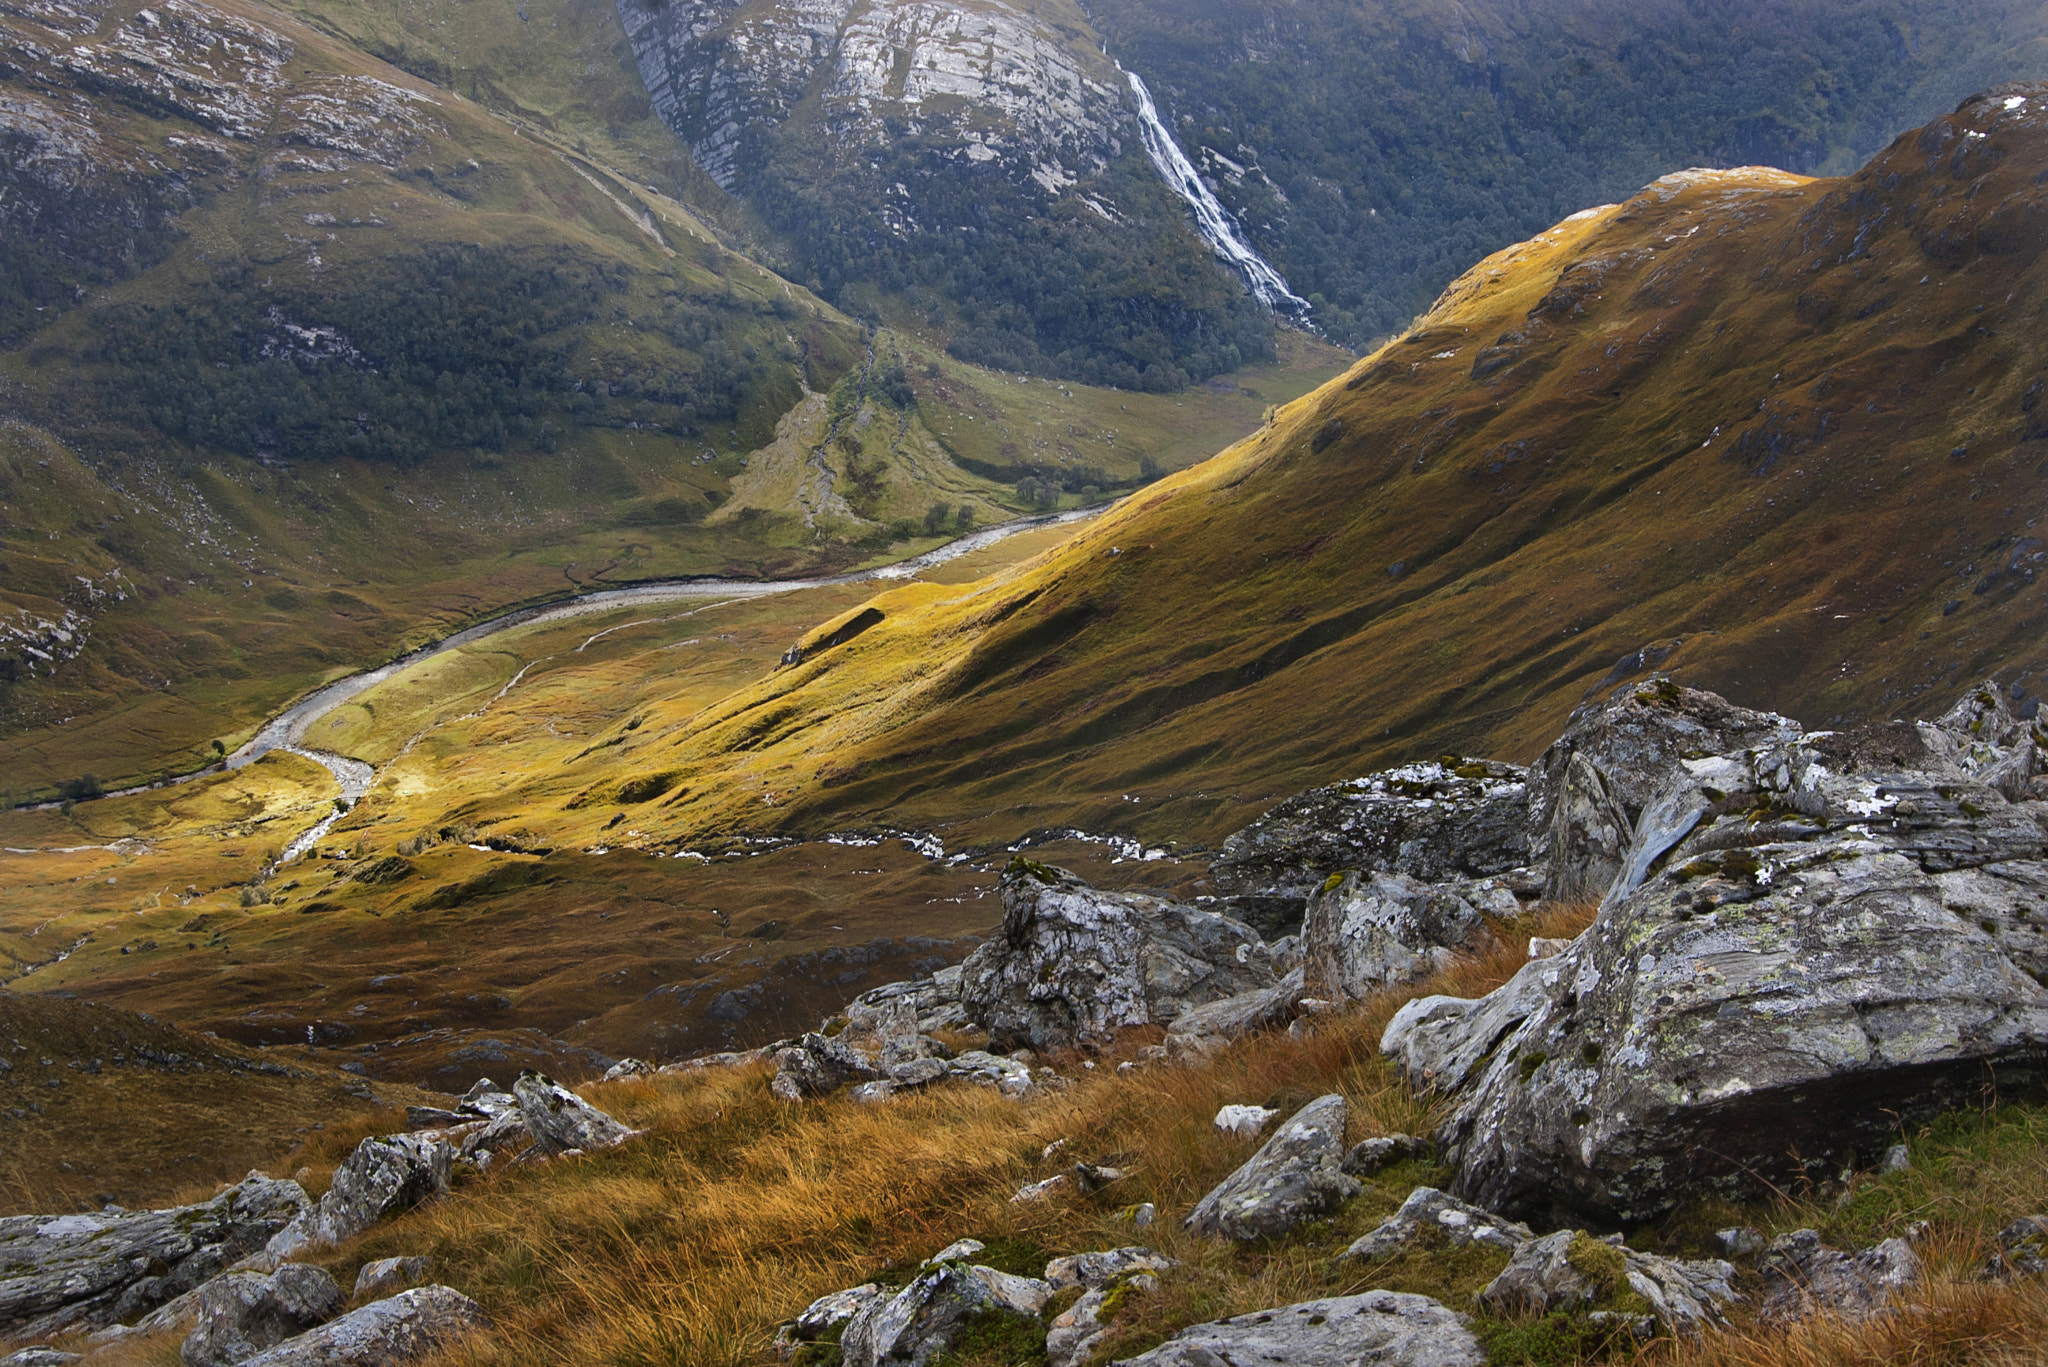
[213,507,1103,854]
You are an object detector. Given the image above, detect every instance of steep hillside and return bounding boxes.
[535,81,2048,845]
[1088,0,2048,349]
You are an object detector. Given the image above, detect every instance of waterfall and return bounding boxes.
[1122,66,1310,318]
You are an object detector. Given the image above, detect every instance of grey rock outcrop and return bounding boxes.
[1303,872,1487,1002]
[1105,1290,1485,1367]
[1477,1231,1737,1333]
[1212,761,1534,930]
[847,965,971,1035]
[1989,1215,2048,1279]
[511,1071,637,1156]
[1340,1187,1532,1262]
[352,1258,432,1299]
[0,1172,309,1337]
[1044,1251,1174,1367]
[1341,1135,1433,1179]
[181,1266,344,1367]
[958,861,1278,1052]
[1756,1230,1920,1324]
[1185,1094,1361,1241]
[0,1351,80,1367]
[839,1261,1052,1367]
[266,1135,450,1259]
[1383,683,2048,1227]
[237,1286,485,1367]
[1163,967,1306,1052]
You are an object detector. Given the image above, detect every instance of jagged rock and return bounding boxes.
[352,1257,432,1299]
[0,1351,80,1367]
[1715,1227,1765,1258]
[839,1262,1053,1367]
[511,1071,637,1155]
[775,1284,887,1356]
[267,1135,450,1259]
[237,1286,485,1367]
[1165,967,1306,1050]
[404,1107,467,1130]
[1757,1230,1920,1324]
[1214,1104,1279,1137]
[837,999,931,1070]
[1043,1247,1174,1291]
[1185,1094,1360,1241]
[0,1172,309,1337]
[458,1110,532,1165]
[1987,1216,2048,1279]
[455,1079,520,1119]
[1342,1135,1432,1179]
[1105,1290,1485,1367]
[181,1265,344,1367]
[1919,681,2048,802]
[1529,681,1804,891]
[1211,762,1534,930]
[1046,1260,1170,1367]
[958,861,1278,1052]
[1303,872,1486,1002]
[1477,1231,1737,1332]
[1383,685,2048,1227]
[770,1033,881,1101]
[659,1046,778,1074]
[848,965,973,1035]
[601,1058,656,1081]
[943,1050,1037,1099]
[1340,1187,1532,1262]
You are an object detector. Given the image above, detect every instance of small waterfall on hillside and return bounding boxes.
[1122,66,1311,318]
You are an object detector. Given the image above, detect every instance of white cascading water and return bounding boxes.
[1122,65,1311,318]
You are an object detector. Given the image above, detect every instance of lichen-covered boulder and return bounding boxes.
[181,1266,344,1367]
[1303,872,1486,1002]
[267,1135,451,1259]
[1104,1290,1485,1367]
[1988,1215,2048,1279]
[1756,1230,1920,1324]
[1383,685,2048,1228]
[1211,761,1533,930]
[511,1071,638,1155]
[0,1173,310,1338]
[1476,1231,1737,1333]
[1185,1094,1360,1241]
[1339,1187,1531,1262]
[958,861,1278,1052]
[839,1261,1052,1367]
[236,1286,484,1367]
[1164,967,1306,1051]
[351,1258,432,1300]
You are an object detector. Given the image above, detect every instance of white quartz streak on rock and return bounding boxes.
[1122,66,1308,315]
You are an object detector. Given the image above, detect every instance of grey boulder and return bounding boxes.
[1989,1215,2048,1279]
[238,1286,485,1367]
[1185,1094,1361,1241]
[1476,1231,1737,1333]
[511,1071,638,1155]
[1303,872,1486,1002]
[775,1284,887,1356]
[1384,687,2048,1227]
[1043,1247,1173,1291]
[0,1172,309,1337]
[0,1352,80,1367]
[1163,967,1306,1052]
[1342,1135,1432,1179]
[1211,760,1533,927]
[839,1262,1052,1367]
[1340,1187,1531,1262]
[352,1257,432,1299]
[1757,1230,1920,1324]
[958,861,1278,1052]
[1105,1290,1484,1367]
[181,1265,344,1367]
[267,1135,451,1259]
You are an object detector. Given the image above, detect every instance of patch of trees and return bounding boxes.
[57,245,794,464]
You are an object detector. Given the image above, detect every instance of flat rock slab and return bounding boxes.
[182,1265,344,1367]
[1757,1230,1920,1324]
[1185,1094,1361,1241]
[1341,1187,1532,1262]
[511,1071,637,1155]
[238,1286,485,1367]
[1106,1290,1485,1367]
[841,1262,1052,1367]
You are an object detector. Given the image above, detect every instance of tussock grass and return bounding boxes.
[243,907,2048,1367]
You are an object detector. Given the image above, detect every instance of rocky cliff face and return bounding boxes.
[616,0,1277,389]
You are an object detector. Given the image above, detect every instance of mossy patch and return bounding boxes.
[933,1307,1049,1367]
[1475,1310,1636,1365]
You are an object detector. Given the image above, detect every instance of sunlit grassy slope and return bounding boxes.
[546,85,2048,847]
[0,0,1350,802]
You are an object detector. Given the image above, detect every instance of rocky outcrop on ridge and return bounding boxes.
[0,1172,309,1338]
[1105,1290,1486,1367]
[265,1135,450,1260]
[1382,680,2048,1226]
[235,1286,484,1367]
[957,860,1280,1052]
